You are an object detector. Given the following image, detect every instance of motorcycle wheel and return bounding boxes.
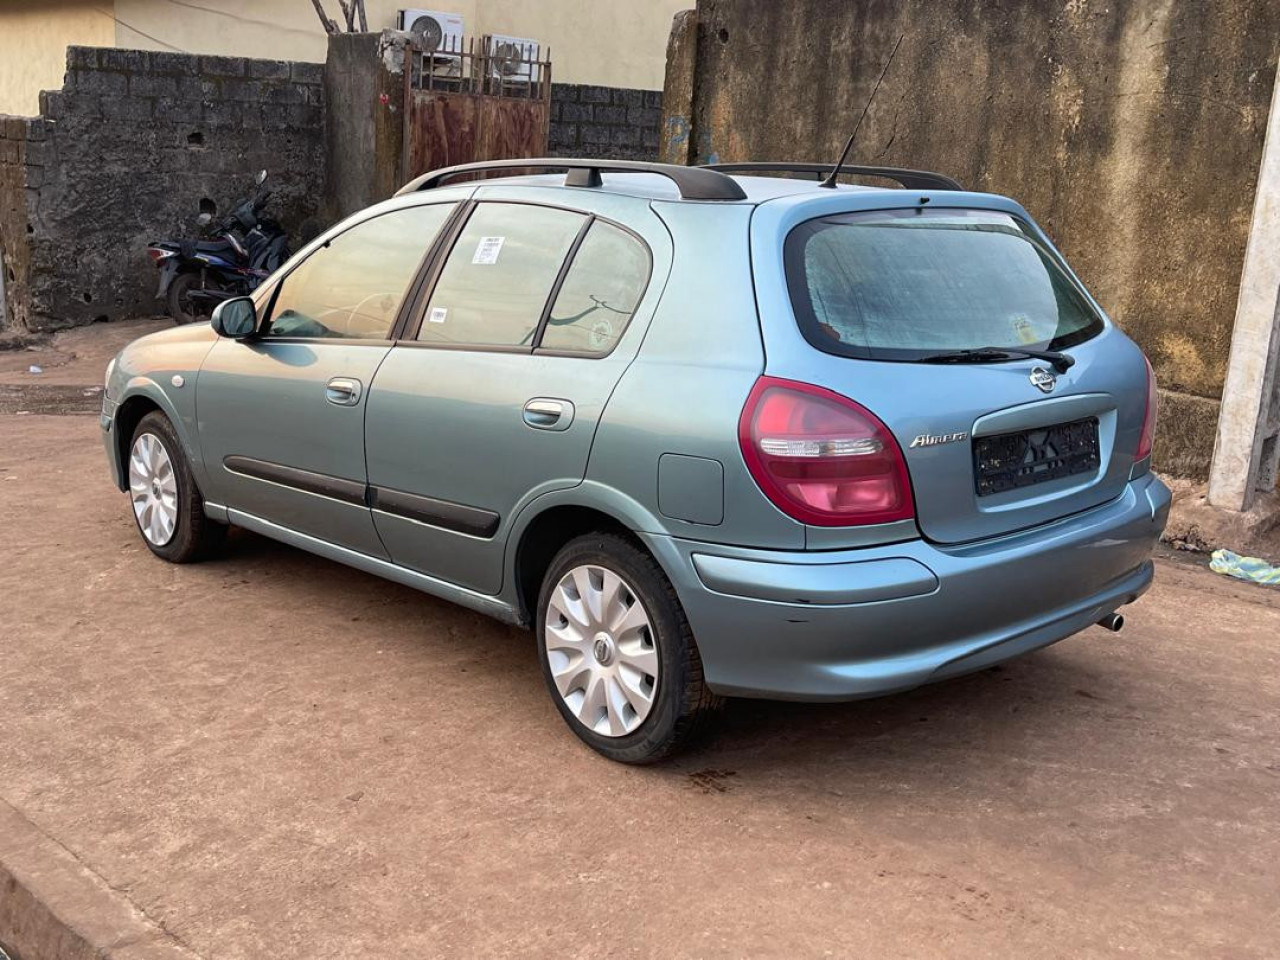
[167,271,214,326]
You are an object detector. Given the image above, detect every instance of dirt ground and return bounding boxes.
[1,344,1278,958]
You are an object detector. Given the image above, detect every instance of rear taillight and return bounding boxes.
[1135,356,1157,462]
[738,377,914,527]
[146,248,172,263]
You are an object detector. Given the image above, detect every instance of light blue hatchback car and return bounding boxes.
[102,158,1170,762]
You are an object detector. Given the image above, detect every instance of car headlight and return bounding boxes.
[104,356,117,395]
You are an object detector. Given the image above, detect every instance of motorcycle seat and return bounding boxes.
[181,238,239,259]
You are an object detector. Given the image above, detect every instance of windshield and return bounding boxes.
[784,208,1105,361]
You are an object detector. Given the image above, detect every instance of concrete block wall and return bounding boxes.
[0,46,326,332]
[0,116,34,331]
[550,84,662,161]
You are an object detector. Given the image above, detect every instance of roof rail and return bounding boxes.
[701,162,962,192]
[397,158,748,201]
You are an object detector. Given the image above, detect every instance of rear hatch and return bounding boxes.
[755,201,1150,545]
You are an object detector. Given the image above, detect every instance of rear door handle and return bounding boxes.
[325,377,363,406]
[523,398,574,431]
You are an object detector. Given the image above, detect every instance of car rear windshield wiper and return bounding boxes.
[920,346,1075,373]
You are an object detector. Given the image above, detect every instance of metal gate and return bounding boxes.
[402,38,552,181]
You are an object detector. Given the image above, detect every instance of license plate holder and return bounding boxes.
[973,416,1101,497]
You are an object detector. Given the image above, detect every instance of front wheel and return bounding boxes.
[128,411,226,562]
[536,532,722,763]
[167,270,214,326]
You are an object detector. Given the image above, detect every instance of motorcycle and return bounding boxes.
[147,169,291,325]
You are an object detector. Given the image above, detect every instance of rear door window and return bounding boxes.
[785,208,1104,361]
[419,203,585,348]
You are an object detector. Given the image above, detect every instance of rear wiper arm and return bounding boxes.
[920,346,1075,373]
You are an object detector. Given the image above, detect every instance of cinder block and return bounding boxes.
[593,104,626,125]
[248,59,292,80]
[38,91,65,119]
[643,89,663,109]
[203,100,243,125]
[74,70,129,97]
[550,121,578,147]
[60,93,101,118]
[260,103,292,130]
[263,83,308,105]
[66,47,99,70]
[580,85,611,103]
[23,140,50,165]
[150,51,199,75]
[177,77,220,101]
[155,97,202,123]
[562,102,592,122]
[628,106,662,127]
[101,97,154,121]
[222,79,265,102]
[551,83,578,102]
[129,75,178,98]
[614,88,644,108]
[200,55,246,77]
[611,126,640,145]
[100,48,151,72]
[291,61,324,85]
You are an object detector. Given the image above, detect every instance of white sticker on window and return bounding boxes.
[472,236,505,265]
[428,306,448,324]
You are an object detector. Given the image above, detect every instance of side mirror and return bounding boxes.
[255,169,268,185]
[211,297,258,339]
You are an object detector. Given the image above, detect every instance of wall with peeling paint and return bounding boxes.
[666,0,1280,479]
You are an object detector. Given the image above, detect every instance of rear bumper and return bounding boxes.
[643,474,1171,701]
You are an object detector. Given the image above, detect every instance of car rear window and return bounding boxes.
[784,208,1105,361]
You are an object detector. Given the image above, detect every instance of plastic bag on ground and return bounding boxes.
[1209,549,1280,586]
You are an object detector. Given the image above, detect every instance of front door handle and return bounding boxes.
[523,397,574,431]
[325,377,363,406]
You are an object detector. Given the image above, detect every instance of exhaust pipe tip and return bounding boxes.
[1097,613,1124,633]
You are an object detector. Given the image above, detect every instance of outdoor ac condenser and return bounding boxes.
[483,34,542,85]
[398,9,465,57]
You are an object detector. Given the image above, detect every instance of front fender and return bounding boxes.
[106,323,219,494]
[111,377,207,492]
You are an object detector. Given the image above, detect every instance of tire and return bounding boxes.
[166,271,211,326]
[536,532,722,763]
[128,411,226,563]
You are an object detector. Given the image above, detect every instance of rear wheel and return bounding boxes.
[167,271,212,326]
[536,532,722,763]
[128,411,226,562]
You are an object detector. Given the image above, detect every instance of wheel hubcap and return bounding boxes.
[129,433,178,546]
[544,564,658,737]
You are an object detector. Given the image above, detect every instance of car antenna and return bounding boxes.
[819,33,904,189]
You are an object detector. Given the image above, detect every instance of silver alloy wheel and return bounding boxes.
[129,432,179,547]
[544,564,659,737]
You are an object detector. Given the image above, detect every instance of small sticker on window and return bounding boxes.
[1011,315,1037,344]
[472,237,505,265]
[428,306,448,324]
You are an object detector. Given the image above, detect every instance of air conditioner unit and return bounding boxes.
[399,9,466,74]
[484,34,542,86]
